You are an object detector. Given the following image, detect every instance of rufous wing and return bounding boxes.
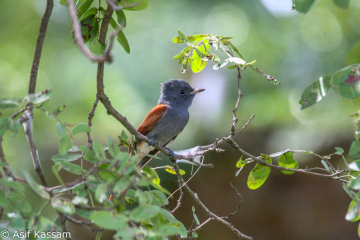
[137,104,168,135]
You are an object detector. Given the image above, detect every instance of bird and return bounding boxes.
[133,79,205,168]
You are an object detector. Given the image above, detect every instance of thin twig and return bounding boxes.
[225,183,244,219]
[66,216,102,232]
[87,97,99,149]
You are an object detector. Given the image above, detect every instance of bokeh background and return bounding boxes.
[1,0,360,239]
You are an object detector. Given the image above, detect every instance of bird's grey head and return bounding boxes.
[158,79,205,108]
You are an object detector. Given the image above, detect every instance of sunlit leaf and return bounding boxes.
[299,76,332,110]
[52,153,82,162]
[349,177,360,190]
[165,166,185,175]
[109,17,130,53]
[129,205,160,222]
[95,183,107,203]
[247,154,271,189]
[172,34,208,43]
[278,152,298,175]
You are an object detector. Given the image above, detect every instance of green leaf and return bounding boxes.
[93,141,107,161]
[56,122,66,136]
[334,147,344,155]
[90,211,128,230]
[108,135,121,157]
[76,0,95,19]
[172,34,208,44]
[58,160,83,175]
[118,0,148,11]
[346,41,360,65]
[149,190,169,207]
[79,145,98,163]
[0,98,22,110]
[332,65,360,99]
[22,170,50,199]
[109,17,130,53]
[348,198,360,222]
[191,42,209,73]
[52,105,66,116]
[321,160,331,172]
[0,117,10,137]
[89,38,106,55]
[115,10,126,27]
[129,205,160,222]
[333,0,350,9]
[299,75,332,110]
[24,89,52,104]
[9,119,20,136]
[51,198,75,215]
[178,30,189,43]
[52,153,82,162]
[247,154,271,189]
[346,201,360,221]
[52,161,64,186]
[349,177,360,190]
[0,190,6,207]
[95,183,107,203]
[60,0,67,5]
[292,0,316,13]
[113,178,131,197]
[98,164,118,181]
[278,152,298,175]
[72,183,87,197]
[72,123,91,135]
[72,196,88,205]
[8,196,31,212]
[59,134,73,155]
[350,141,360,160]
[192,206,200,225]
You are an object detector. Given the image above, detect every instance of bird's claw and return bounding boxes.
[149,138,156,146]
[165,147,175,158]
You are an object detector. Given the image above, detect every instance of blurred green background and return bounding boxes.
[1,0,360,239]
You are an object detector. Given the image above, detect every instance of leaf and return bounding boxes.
[59,134,73,156]
[60,0,67,5]
[72,184,87,197]
[52,105,66,116]
[97,165,118,181]
[76,0,95,19]
[247,154,272,189]
[172,34,208,44]
[89,38,106,55]
[119,0,148,11]
[72,123,91,135]
[113,178,131,197]
[108,135,121,157]
[165,166,185,175]
[346,41,360,65]
[52,153,82,162]
[0,117,10,137]
[321,160,331,172]
[71,196,88,205]
[93,141,107,161]
[24,89,52,104]
[349,161,360,171]
[56,122,66,136]
[333,0,350,9]
[192,206,200,225]
[58,160,83,175]
[79,145,98,163]
[149,190,169,207]
[0,98,22,110]
[292,0,316,13]
[332,65,360,99]
[90,211,128,230]
[334,147,344,155]
[51,198,75,215]
[95,183,108,203]
[228,57,246,65]
[349,177,360,190]
[278,152,298,175]
[299,75,332,110]
[346,201,360,221]
[191,41,209,73]
[350,141,360,160]
[178,30,189,43]
[109,17,130,53]
[22,170,50,199]
[8,196,31,212]
[9,119,20,136]
[116,9,126,27]
[129,205,160,222]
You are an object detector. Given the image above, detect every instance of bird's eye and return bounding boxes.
[180,90,185,95]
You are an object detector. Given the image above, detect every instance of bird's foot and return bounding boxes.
[149,138,156,146]
[165,147,175,158]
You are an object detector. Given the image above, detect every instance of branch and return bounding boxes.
[67,0,122,63]
[28,0,53,94]
[87,97,99,149]
[171,160,252,239]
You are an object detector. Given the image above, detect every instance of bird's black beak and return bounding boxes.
[189,88,205,95]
